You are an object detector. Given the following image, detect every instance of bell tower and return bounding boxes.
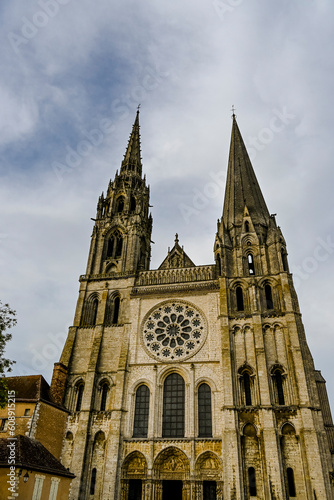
[86,109,152,278]
[214,113,288,281]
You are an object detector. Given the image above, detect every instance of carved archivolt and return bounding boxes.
[122,451,148,478]
[153,447,190,480]
[195,451,222,479]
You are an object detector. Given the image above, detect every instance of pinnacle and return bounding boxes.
[120,110,142,177]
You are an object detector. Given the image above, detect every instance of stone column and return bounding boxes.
[144,479,153,500]
[183,480,191,500]
[153,480,163,500]
[120,479,128,500]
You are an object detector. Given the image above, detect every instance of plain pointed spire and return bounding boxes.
[222,114,270,228]
[120,108,142,177]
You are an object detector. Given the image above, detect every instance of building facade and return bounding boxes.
[51,111,334,499]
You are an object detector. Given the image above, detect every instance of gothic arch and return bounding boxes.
[122,451,148,479]
[159,365,190,386]
[73,378,85,412]
[104,292,121,326]
[241,423,264,499]
[81,292,100,327]
[104,228,125,261]
[280,422,307,497]
[116,195,125,213]
[270,364,287,406]
[281,422,296,436]
[97,379,111,411]
[195,451,222,479]
[88,431,106,499]
[242,422,258,437]
[238,364,256,407]
[195,377,217,392]
[153,447,190,480]
[258,278,281,312]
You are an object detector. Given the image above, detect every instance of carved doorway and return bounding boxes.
[162,480,183,500]
[203,480,216,500]
[128,479,142,500]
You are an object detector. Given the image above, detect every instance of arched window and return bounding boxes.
[162,374,185,438]
[265,284,273,309]
[100,383,109,411]
[273,369,285,405]
[81,294,99,327]
[133,385,150,438]
[103,202,110,217]
[130,196,136,212]
[92,298,98,325]
[248,467,257,496]
[216,254,221,276]
[287,468,296,497]
[139,237,147,268]
[105,230,123,260]
[76,383,84,412]
[90,468,97,495]
[245,221,250,232]
[116,196,125,213]
[247,254,255,275]
[104,294,121,326]
[198,383,212,437]
[281,248,288,272]
[236,286,244,311]
[107,238,114,258]
[242,372,252,406]
[115,233,123,258]
[113,296,120,324]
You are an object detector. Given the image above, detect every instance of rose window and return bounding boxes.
[142,301,207,361]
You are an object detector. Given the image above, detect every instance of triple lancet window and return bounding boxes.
[132,375,213,438]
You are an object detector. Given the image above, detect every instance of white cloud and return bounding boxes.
[1,0,334,408]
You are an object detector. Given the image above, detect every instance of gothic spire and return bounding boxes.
[222,115,270,229]
[120,109,142,177]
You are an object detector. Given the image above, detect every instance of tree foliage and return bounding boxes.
[0,301,16,408]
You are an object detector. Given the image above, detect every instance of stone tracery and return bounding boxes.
[142,301,207,361]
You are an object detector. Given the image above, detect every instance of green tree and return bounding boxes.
[0,301,16,408]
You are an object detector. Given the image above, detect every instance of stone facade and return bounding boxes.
[54,112,334,499]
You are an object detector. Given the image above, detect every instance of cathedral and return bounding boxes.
[49,111,334,499]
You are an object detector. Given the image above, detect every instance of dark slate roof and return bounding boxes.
[0,435,74,478]
[6,375,53,402]
[222,116,270,229]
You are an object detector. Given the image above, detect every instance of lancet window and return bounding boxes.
[133,385,150,438]
[162,373,185,437]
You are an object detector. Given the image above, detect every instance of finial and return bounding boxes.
[231,105,236,119]
[175,233,179,244]
[137,104,141,112]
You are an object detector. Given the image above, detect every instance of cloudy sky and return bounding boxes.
[1,1,334,406]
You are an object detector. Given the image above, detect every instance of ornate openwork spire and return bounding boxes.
[120,109,142,177]
[223,115,270,229]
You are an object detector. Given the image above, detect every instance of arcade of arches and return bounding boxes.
[121,448,223,500]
